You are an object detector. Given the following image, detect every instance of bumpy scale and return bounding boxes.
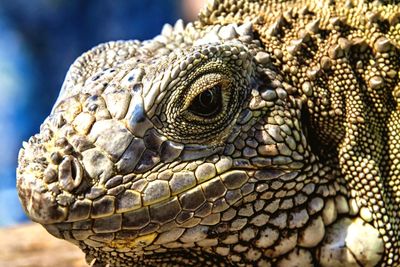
[16,0,400,266]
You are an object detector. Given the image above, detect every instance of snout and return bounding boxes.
[16,114,87,224]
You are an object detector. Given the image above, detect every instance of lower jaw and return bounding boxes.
[17,176,69,224]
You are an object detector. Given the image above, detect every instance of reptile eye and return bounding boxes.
[188,84,222,117]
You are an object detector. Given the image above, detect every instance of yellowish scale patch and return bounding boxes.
[108,233,158,249]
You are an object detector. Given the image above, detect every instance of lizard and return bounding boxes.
[16,0,400,266]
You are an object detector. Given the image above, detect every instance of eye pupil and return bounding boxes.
[188,84,222,117]
[199,90,214,107]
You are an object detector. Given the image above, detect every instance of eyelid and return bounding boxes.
[181,74,229,111]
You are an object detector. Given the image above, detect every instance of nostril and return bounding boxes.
[71,158,83,187]
[71,157,83,186]
[58,155,83,192]
[71,160,77,179]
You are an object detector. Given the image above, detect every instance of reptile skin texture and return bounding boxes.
[16,0,400,266]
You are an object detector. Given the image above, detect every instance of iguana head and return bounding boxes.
[17,18,313,263]
[17,0,395,265]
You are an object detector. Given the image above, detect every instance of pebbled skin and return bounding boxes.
[16,0,400,266]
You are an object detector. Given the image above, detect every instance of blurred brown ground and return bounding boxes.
[0,223,87,267]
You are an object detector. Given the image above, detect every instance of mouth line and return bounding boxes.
[18,155,288,226]
[18,132,294,230]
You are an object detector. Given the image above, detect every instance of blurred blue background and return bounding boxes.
[0,0,203,227]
